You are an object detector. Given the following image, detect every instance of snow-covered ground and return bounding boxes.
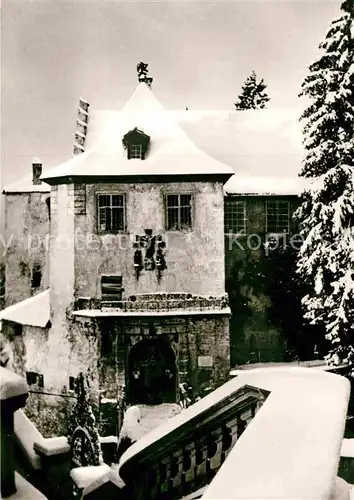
[137,403,182,436]
[8,472,47,500]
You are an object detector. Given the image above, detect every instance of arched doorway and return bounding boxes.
[128,337,177,405]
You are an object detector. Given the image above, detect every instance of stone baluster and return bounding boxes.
[0,368,28,497]
[221,424,233,465]
[206,435,218,480]
[181,447,192,496]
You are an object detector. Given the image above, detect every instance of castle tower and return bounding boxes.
[39,74,233,411]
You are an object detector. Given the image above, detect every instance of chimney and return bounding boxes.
[32,160,42,185]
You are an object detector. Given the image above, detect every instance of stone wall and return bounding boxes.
[1,311,230,436]
[95,314,230,408]
[1,317,100,436]
[72,181,225,299]
[4,192,50,306]
[225,195,301,366]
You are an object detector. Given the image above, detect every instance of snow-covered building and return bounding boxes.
[2,161,50,307]
[0,74,307,434]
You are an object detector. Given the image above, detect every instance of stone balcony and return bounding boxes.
[73,293,231,318]
[118,367,352,500]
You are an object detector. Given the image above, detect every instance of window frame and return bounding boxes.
[31,263,42,289]
[69,376,76,392]
[165,193,194,231]
[265,199,290,234]
[26,371,43,388]
[129,144,143,159]
[96,192,127,234]
[224,198,247,235]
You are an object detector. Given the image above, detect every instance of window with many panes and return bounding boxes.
[266,200,290,233]
[129,144,143,159]
[166,194,193,230]
[97,194,125,232]
[224,199,246,234]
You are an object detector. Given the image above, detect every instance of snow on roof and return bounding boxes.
[0,367,28,400]
[120,366,349,500]
[41,83,234,182]
[0,290,50,328]
[7,90,306,195]
[224,174,307,196]
[3,172,50,194]
[175,107,305,195]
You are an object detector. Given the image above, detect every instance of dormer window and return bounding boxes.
[123,128,150,160]
[130,144,143,159]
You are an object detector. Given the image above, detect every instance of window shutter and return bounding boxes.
[101,275,123,305]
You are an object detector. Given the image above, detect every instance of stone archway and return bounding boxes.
[128,337,177,405]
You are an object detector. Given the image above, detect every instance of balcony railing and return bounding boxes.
[118,384,267,499]
[74,293,230,314]
[118,367,351,500]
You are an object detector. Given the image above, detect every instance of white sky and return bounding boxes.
[1,0,342,188]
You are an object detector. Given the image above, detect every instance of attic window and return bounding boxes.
[123,128,150,160]
[129,144,143,159]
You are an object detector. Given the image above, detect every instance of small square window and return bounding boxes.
[266,200,290,233]
[166,194,193,230]
[97,193,126,232]
[69,376,76,391]
[26,371,44,387]
[31,263,42,288]
[14,323,23,336]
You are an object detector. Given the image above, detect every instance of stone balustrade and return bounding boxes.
[74,293,230,314]
[119,385,267,499]
[118,367,351,500]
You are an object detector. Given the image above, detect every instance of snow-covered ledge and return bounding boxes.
[202,368,350,500]
[1,367,29,498]
[0,367,28,402]
[70,464,124,496]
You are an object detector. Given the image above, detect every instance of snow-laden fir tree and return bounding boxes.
[296,0,354,369]
[234,71,270,109]
[67,372,102,466]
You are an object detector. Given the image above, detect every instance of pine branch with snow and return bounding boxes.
[234,71,270,110]
[296,0,354,370]
[67,372,103,466]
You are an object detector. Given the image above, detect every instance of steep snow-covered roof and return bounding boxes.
[0,290,50,328]
[5,86,306,195]
[41,83,234,183]
[174,107,304,195]
[3,173,50,194]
